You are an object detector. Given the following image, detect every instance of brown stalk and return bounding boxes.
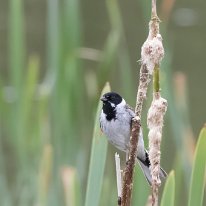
[121,64,151,206]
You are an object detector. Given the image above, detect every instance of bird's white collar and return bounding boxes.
[116,98,126,108]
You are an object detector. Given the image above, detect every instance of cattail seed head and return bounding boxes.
[147,94,167,187]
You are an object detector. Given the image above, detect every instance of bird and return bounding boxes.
[99,91,167,185]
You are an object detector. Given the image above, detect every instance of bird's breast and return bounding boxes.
[100,111,131,152]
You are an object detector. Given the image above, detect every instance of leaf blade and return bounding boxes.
[160,171,175,206]
[85,83,111,206]
[188,126,206,206]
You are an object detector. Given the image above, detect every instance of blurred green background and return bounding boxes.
[0,0,206,205]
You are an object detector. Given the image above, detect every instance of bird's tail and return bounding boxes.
[137,158,167,186]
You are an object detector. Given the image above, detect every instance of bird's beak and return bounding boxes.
[100,96,107,102]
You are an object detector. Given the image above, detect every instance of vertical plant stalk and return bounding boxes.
[121,0,166,205]
[115,153,122,206]
[147,94,167,206]
[37,144,53,206]
[120,0,160,205]
[121,53,151,206]
[146,0,167,205]
[61,167,81,206]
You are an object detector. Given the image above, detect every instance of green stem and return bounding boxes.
[153,65,160,92]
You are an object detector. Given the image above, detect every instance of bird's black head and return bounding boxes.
[100,92,123,121]
[100,92,122,106]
